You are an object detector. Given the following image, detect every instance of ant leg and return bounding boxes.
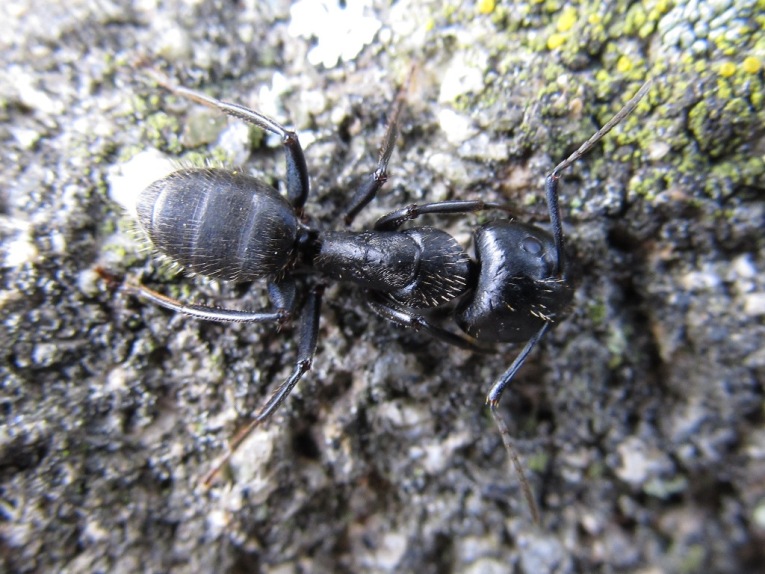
[148,71,310,210]
[124,281,290,324]
[486,322,550,524]
[267,277,298,316]
[203,285,324,486]
[374,200,517,231]
[343,72,413,225]
[367,293,493,353]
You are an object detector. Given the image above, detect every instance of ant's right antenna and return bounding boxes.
[545,80,652,275]
[495,80,651,523]
[552,80,652,176]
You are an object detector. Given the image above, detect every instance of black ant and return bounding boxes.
[125,71,650,522]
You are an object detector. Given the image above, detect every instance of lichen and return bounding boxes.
[525,451,550,474]
[143,111,183,154]
[476,0,496,15]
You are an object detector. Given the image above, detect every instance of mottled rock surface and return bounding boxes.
[2,1,763,572]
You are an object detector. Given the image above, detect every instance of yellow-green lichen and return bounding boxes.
[144,111,183,154]
[588,302,607,325]
[644,475,689,499]
[477,0,495,15]
[438,0,758,214]
[181,112,227,149]
[616,55,634,73]
[706,156,765,199]
[556,6,578,32]
[677,545,706,574]
[688,96,754,158]
[606,325,628,369]
[547,32,567,50]
[525,451,550,474]
[623,2,647,36]
[742,55,762,74]
[719,61,736,77]
[586,461,606,479]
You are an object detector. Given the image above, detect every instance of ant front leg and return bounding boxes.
[147,71,310,211]
[485,322,550,525]
[367,293,493,353]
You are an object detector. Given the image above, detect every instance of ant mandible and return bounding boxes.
[126,70,650,523]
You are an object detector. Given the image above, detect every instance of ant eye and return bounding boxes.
[521,236,543,255]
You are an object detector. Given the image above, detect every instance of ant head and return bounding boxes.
[456,221,575,343]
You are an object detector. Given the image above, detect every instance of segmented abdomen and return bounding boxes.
[137,168,298,282]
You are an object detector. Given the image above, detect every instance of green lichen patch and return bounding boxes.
[143,111,183,154]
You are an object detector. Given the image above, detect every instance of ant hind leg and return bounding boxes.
[145,70,310,210]
[202,285,324,485]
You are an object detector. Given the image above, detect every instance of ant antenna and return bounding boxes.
[545,80,652,274]
[552,80,652,176]
[498,80,651,523]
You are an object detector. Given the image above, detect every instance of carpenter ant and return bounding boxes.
[125,71,650,522]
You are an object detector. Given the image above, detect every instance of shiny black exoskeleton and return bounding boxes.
[128,73,649,522]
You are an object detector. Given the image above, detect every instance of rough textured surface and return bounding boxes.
[2,1,764,573]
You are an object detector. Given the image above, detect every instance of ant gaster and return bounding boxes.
[127,71,650,523]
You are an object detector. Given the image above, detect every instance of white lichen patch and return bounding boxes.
[288,0,382,68]
[107,149,177,218]
[437,108,478,146]
[616,436,674,487]
[438,53,488,103]
[3,221,38,268]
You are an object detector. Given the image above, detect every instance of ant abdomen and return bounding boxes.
[137,168,299,282]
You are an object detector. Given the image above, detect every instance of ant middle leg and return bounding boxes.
[374,200,518,231]
[343,71,413,225]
